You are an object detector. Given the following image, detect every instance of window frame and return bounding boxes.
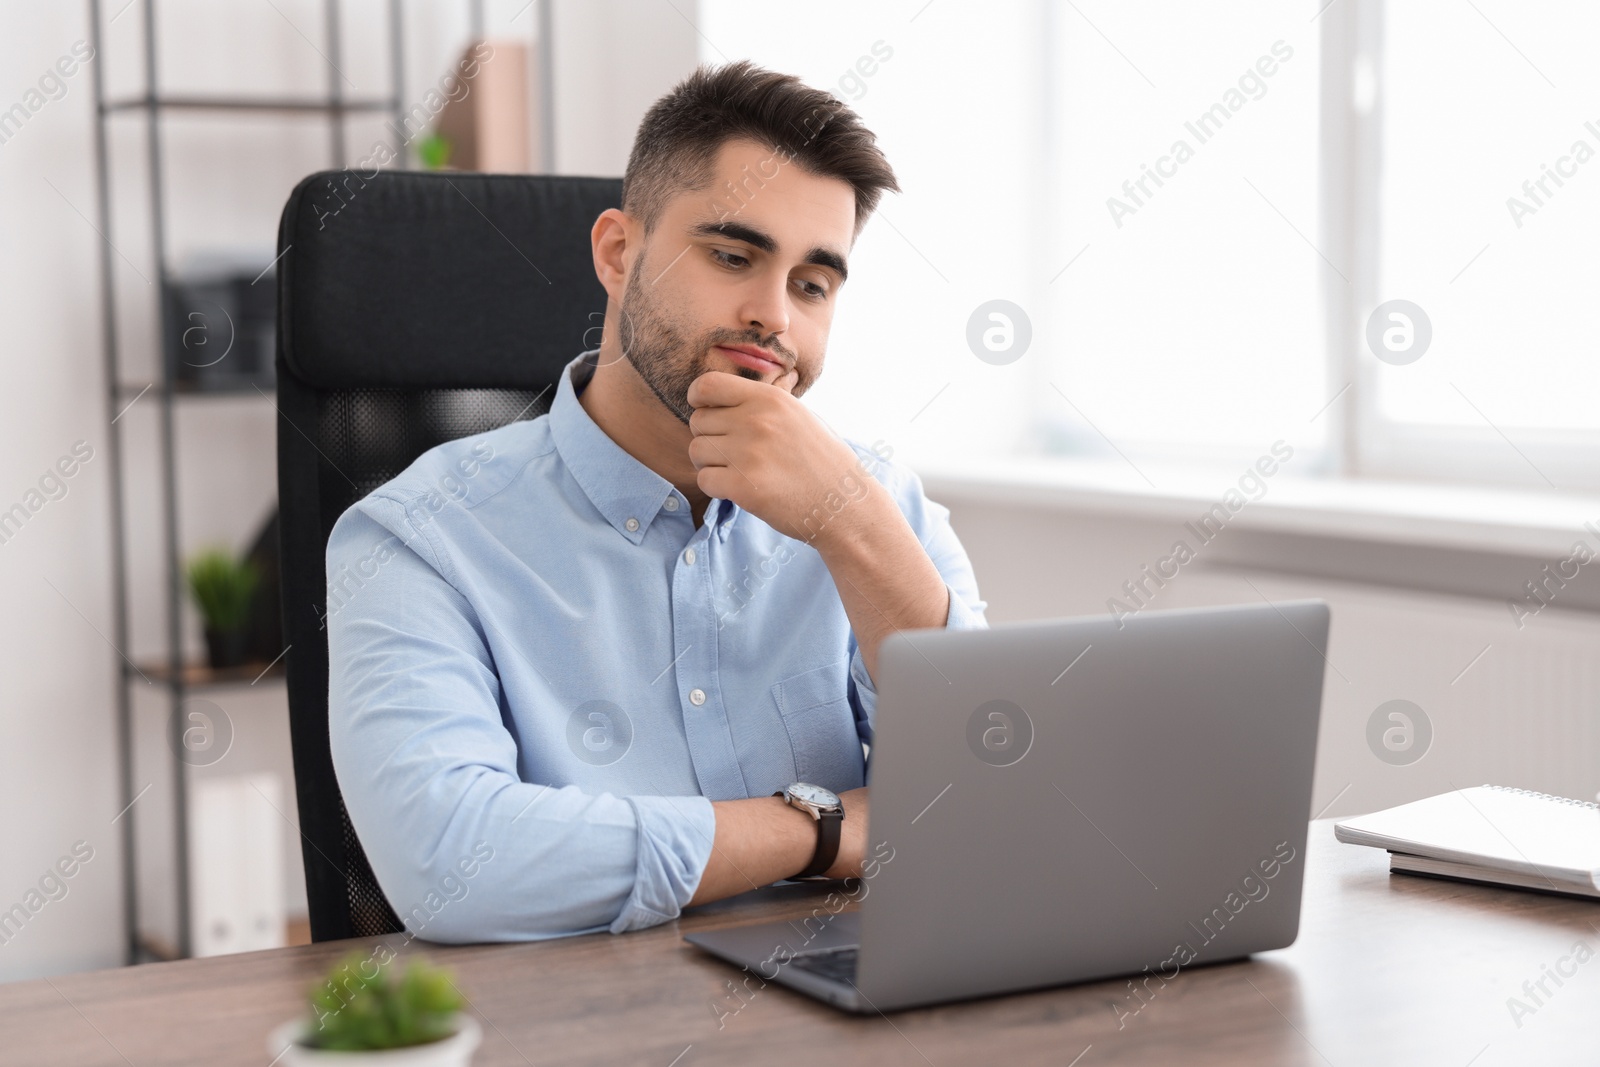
[1324,0,1600,492]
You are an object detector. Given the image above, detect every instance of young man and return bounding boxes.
[326,60,987,942]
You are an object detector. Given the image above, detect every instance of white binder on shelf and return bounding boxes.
[190,773,287,956]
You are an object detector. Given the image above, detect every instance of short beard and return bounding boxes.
[619,256,712,424]
[617,251,786,425]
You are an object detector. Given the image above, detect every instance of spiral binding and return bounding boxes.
[1482,784,1600,811]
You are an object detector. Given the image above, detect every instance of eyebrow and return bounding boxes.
[687,218,849,286]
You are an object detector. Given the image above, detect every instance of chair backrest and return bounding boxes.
[274,169,622,941]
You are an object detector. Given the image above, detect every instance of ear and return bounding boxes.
[591,207,636,305]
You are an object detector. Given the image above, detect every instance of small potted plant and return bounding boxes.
[268,950,481,1065]
[185,546,259,669]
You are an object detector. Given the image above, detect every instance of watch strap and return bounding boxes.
[794,806,842,879]
[775,789,844,880]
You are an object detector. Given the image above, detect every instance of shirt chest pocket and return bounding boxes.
[771,658,866,793]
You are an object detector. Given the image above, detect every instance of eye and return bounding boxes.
[711,246,830,300]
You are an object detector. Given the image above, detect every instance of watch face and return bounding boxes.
[789,782,840,808]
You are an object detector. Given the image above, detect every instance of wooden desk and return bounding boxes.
[4,821,1596,1065]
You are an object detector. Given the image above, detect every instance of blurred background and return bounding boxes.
[2,0,1596,982]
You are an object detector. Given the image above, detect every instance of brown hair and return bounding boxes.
[622,60,899,240]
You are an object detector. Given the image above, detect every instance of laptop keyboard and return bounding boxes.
[785,947,859,984]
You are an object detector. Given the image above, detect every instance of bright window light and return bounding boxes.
[1043,1,1327,465]
[1376,0,1600,433]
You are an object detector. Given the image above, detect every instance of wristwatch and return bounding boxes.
[773,782,844,879]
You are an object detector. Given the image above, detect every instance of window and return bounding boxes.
[1362,0,1600,490]
[1043,1,1326,472]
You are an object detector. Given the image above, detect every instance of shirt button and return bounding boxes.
[688,688,706,706]
[663,497,680,512]
[683,547,697,565]
[624,517,640,532]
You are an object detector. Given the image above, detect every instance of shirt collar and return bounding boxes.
[548,349,742,542]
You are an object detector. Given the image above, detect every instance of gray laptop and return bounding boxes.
[685,599,1330,1013]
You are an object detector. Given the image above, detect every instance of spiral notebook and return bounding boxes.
[1333,785,1600,899]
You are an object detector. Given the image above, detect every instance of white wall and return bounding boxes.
[547,0,697,177]
[1,0,141,983]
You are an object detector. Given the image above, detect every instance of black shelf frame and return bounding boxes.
[101,96,398,115]
[88,0,408,965]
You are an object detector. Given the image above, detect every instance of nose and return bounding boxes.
[736,270,791,339]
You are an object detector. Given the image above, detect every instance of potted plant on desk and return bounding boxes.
[268,951,482,1065]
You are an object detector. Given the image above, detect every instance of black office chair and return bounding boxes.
[274,169,622,941]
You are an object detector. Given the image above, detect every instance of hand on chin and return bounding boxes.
[685,369,872,546]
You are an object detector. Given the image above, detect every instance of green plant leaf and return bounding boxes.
[185,547,259,632]
[302,951,464,1051]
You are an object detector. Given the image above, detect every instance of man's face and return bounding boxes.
[614,137,857,424]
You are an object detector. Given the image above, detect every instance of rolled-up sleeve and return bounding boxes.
[847,459,989,748]
[326,497,716,942]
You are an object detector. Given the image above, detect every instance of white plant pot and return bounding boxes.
[267,1016,481,1066]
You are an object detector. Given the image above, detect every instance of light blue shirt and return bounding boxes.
[326,349,988,942]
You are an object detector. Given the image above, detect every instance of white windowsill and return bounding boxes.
[914,457,1600,559]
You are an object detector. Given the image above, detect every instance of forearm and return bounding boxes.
[687,794,815,906]
[345,767,716,940]
[814,480,951,682]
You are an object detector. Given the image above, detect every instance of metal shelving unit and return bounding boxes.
[87,0,409,964]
